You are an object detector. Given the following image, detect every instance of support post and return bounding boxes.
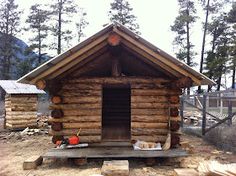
[180,96,184,127]
[202,94,207,135]
[228,100,233,126]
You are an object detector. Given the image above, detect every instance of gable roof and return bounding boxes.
[0,80,45,94]
[18,23,214,86]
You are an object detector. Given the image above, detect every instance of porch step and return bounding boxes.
[101,160,129,176]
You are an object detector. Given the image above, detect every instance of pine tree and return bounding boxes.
[109,0,140,35]
[227,2,236,89]
[0,0,21,79]
[76,8,88,42]
[198,0,228,92]
[204,14,230,91]
[171,0,197,95]
[25,4,50,65]
[50,0,78,54]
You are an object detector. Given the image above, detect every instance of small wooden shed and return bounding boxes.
[18,23,214,147]
[0,80,45,129]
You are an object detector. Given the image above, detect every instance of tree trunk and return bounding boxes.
[186,8,191,95]
[198,0,210,93]
[57,0,62,55]
[232,64,235,89]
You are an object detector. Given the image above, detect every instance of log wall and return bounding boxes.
[5,94,38,129]
[49,77,182,146]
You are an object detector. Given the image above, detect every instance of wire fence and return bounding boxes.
[180,89,236,135]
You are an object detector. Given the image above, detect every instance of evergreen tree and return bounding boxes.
[204,14,230,91]
[50,0,77,54]
[198,0,227,92]
[25,4,50,65]
[0,0,21,79]
[109,0,140,34]
[171,0,197,95]
[76,8,88,42]
[227,2,236,89]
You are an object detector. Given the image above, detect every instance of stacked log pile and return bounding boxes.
[5,94,38,129]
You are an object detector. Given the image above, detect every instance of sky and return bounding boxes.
[15,0,233,89]
[17,0,180,55]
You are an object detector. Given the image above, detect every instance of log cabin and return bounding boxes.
[0,80,45,129]
[18,23,214,147]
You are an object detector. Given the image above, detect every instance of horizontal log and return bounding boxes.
[131,96,168,103]
[6,119,36,125]
[170,77,193,89]
[50,103,101,110]
[60,90,101,97]
[62,83,101,90]
[63,109,101,116]
[67,77,170,84]
[131,128,168,136]
[131,83,165,89]
[131,89,181,96]
[6,123,37,129]
[131,102,168,109]
[63,122,101,129]
[5,116,36,120]
[170,116,181,121]
[63,96,101,104]
[49,129,101,136]
[131,135,167,143]
[48,116,101,123]
[131,122,167,129]
[131,115,168,123]
[131,109,167,116]
[6,112,37,116]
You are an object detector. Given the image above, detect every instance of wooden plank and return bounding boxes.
[23,155,43,170]
[42,148,188,159]
[174,169,198,176]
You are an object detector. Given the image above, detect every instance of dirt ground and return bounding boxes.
[0,131,236,176]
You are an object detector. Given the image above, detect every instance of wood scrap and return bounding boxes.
[198,160,236,176]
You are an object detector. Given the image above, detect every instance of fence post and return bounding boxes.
[202,94,207,135]
[228,100,233,126]
[180,96,184,127]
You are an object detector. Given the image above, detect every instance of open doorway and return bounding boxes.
[102,86,131,141]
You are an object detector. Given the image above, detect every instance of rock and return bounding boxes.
[101,160,129,176]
